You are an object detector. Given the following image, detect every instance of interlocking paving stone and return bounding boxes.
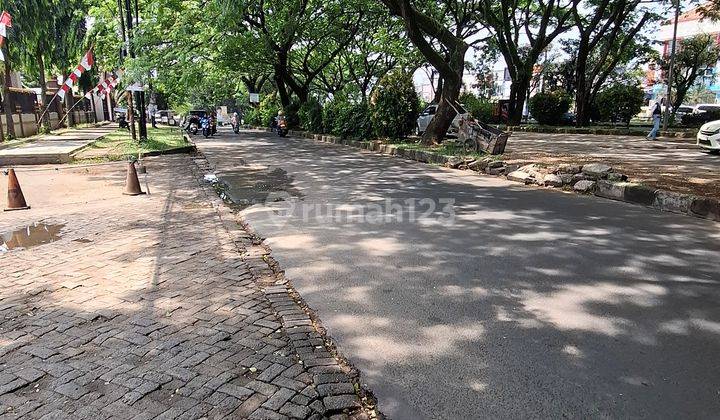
[0,155,367,419]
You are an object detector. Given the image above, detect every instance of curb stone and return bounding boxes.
[252,127,720,224]
[187,147,377,419]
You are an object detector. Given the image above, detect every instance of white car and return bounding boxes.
[697,120,720,153]
[416,104,469,136]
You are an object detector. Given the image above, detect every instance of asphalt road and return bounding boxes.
[195,129,720,419]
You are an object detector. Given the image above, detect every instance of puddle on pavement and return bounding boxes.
[205,167,303,209]
[1,223,66,253]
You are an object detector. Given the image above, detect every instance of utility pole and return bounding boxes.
[662,0,681,131]
[116,0,136,140]
[133,0,148,139]
[123,0,147,140]
[2,40,15,139]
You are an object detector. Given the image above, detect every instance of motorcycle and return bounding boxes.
[276,117,288,138]
[118,116,130,131]
[185,115,200,135]
[201,117,212,138]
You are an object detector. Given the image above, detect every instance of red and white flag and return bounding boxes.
[58,49,94,99]
[0,11,13,61]
[84,72,122,100]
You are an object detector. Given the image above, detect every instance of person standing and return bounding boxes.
[647,101,662,141]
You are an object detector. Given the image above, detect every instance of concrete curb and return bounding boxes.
[506,125,698,139]
[253,127,720,223]
[188,150,374,418]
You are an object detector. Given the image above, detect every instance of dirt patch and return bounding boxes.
[503,132,720,198]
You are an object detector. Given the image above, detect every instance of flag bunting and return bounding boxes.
[58,49,94,99]
[0,11,13,61]
[84,71,122,100]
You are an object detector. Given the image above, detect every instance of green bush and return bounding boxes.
[258,94,280,127]
[370,71,420,139]
[322,99,342,134]
[244,107,261,126]
[321,97,373,139]
[299,99,324,132]
[338,101,374,139]
[459,92,494,123]
[528,91,571,125]
[593,83,645,126]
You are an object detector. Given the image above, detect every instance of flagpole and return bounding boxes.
[36,93,59,130]
[56,95,90,127]
[36,46,95,131]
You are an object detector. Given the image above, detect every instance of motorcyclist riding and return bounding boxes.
[274,110,288,137]
[185,113,200,134]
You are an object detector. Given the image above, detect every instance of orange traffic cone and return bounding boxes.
[5,168,31,211]
[123,161,146,196]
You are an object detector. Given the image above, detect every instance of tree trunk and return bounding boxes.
[36,50,52,131]
[421,44,467,145]
[422,75,461,145]
[575,90,593,126]
[127,91,137,141]
[2,42,15,139]
[573,40,591,126]
[274,72,290,108]
[138,91,147,139]
[65,94,75,127]
[508,74,531,125]
[431,76,443,104]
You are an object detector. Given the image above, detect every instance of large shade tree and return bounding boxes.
[571,0,653,126]
[480,0,580,125]
[664,34,720,122]
[380,0,486,145]
[219,0,365,107]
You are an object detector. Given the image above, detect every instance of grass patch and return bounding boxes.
[75,127,190,162]
[392,140,501,160]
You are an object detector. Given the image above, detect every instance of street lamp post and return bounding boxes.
[662,0,681,131]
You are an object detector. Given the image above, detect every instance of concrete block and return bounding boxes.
[595,180,626,200]
[653,190,692,214]
[690,197,720,221]
[623,184,657,206]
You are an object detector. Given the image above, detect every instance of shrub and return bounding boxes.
[459,92,494,123]
[299,99,324,132]
[244,107,261,126]
[681,109,720,127]
[322,99,343,134]
[257,94,280,127]
[337,101,374,139]
[321,97,373,139]
[593,83,645,126]
[370,71,420,139]
[528,91,571,125]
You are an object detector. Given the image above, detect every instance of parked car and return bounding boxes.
[693,104,720,114]
[415,103,469,136]
[154,110,177,126]
[559,112,576,126]
[697,120,720,153]
[676,105,694,117]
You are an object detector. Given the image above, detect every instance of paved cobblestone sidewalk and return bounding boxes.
[0,156,369,419]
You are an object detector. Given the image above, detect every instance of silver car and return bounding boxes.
[416,104,469,136]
